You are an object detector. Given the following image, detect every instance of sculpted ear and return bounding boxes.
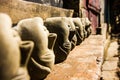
[20,41,34,66]
[48,33,57,50]
[69,29,76,41]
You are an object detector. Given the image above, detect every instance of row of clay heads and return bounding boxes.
[0,13,91,80]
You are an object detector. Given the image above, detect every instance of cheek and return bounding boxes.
[61,31,69,42]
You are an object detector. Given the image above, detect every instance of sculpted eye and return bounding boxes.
[68,25,71,28]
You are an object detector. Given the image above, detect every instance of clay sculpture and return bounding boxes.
[11,28,34,80]
[15,17,57,80]
[0,13,20,80]
[72,17,85,45]
[80,17,92,38]
[44,17,76,63]
[66,17,77,50]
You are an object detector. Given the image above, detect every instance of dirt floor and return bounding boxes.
[45,35,106,80]
[101,37,120,80]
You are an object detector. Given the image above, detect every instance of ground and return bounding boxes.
[45,35,107,80]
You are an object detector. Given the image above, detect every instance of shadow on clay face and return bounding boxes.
[54,37,71,64]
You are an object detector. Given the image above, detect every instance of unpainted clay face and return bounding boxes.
[15,17,55,80]
[44,17,73,63]
[0,13,20,80]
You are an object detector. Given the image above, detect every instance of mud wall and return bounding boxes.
[0,0,73,24]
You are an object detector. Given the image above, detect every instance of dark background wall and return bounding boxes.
[106,0,120,34]
[62,0,79,17]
